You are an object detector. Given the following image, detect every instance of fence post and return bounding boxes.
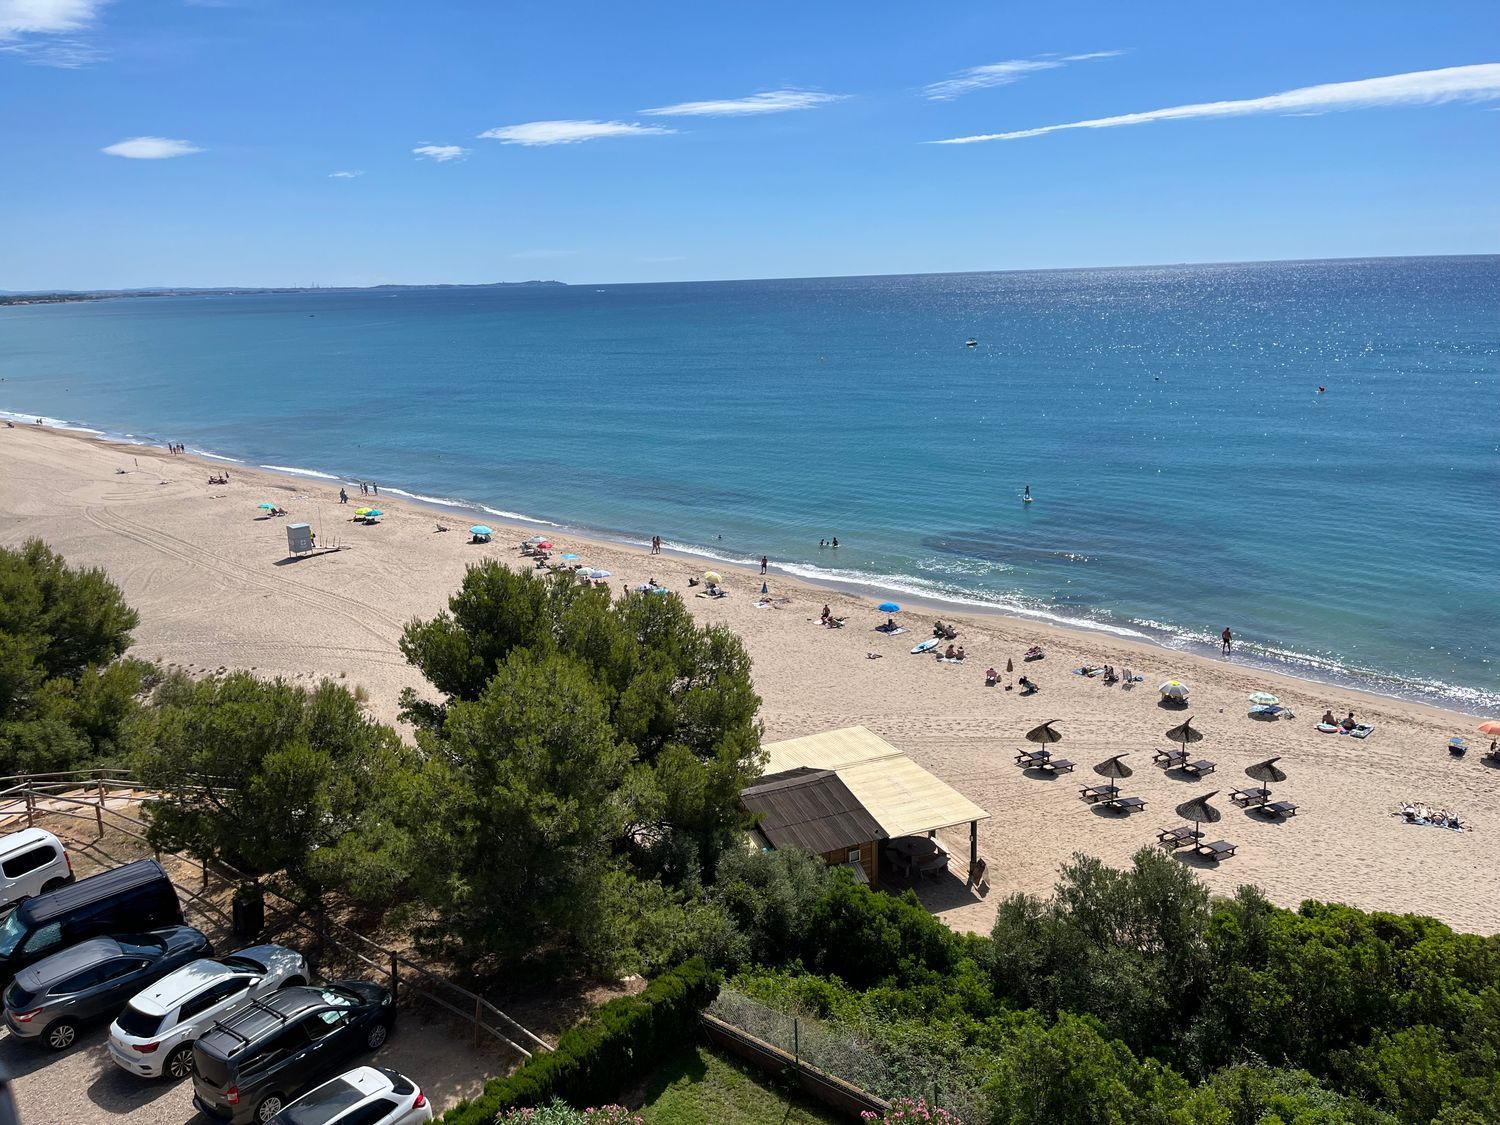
[473,996,482,1047]
[389,953,399,1004]
[95,800,104,839]
[25,786,34,828]
[793,1017,800,1074]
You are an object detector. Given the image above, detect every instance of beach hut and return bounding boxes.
[286,523,313,554]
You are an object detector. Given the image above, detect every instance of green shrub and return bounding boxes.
[438,958,720,1124]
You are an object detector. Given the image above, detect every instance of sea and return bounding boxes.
[3,256,1497,713]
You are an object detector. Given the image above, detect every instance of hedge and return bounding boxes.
[439,958,721,1124]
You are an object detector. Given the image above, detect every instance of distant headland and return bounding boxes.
[0,280,566,307]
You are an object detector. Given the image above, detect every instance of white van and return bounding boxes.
[0,829,73,910]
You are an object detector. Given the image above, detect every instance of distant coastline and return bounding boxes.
[0,279,566,307]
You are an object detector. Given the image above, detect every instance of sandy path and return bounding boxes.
[2,425,1495,936]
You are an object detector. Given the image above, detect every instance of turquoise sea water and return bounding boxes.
[3,257,1497,712]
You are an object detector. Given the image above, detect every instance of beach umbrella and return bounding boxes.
[1175,791,1222,842]
[1005,658,1014,674]
[1245,757,1287,786]
[585,568,612,579]
[1093,754,1133,797]
[1166,717,1203,748]
[258,502,276,510]
[1478,721,1500,737]
[1025,720,1064,745]
[365,509,383,517]
[536,540,553,549]
[878,602,902,613]
[1160,680,1189,701]
[354,507,372,516]
[704,571,723,584]
[1248,692,1280,706]
[469,525,493,536]
[525,535,546,545]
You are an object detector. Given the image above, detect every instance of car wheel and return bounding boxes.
[43,1020,78,1051]
[165,1043,195,1080]
[365,1021,388,1050]
[41,879,68,894]
[280,976,306,989]
[255,1094,284,1122]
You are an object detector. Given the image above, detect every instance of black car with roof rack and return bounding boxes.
[191,979,396,1124]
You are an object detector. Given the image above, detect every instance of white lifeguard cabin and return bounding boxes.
[286,522,314,554]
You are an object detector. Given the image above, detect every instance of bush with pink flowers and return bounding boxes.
[861,1095,960,1124]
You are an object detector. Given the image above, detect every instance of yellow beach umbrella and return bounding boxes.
[704,571,723,584]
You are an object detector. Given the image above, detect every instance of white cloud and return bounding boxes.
[640,89,848,117]
[923,51,1122,100]
[932,62,1500,143]
[328,170,362,178]
[478,120,675,146]
[0,0,104,36]
[101,136,202,159]
[413,143,469,162]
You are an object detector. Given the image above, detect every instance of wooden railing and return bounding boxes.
[0,768,549,1059]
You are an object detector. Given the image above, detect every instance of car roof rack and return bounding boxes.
[205,997,296,1051]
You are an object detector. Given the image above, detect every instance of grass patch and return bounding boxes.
[638,1045,846,1125]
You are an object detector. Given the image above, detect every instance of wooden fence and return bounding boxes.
[0,768,549,1059]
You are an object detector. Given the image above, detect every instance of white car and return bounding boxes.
[107,943,309,1079]
[0,828,73,909]
[268,1066,433,1124]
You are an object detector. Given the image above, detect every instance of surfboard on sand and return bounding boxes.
[912,638,940,654]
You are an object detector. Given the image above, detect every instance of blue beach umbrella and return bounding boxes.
[878,602,901,614]
[258,502,276,510]
[365,509,383,517]
[469,525,493,536]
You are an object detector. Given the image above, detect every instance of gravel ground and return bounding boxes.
[3,999,508,1123]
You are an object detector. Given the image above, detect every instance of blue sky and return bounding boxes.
[3,1,1498,288]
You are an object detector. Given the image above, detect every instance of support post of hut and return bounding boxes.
[969,821,978,868]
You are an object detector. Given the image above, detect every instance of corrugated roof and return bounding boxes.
[762,726,990,839]
[741,768,883,855]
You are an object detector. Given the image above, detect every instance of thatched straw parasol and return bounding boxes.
[1175,791,1222,841]
[1165,717,1203,749]
[1026,720,1063,745]
[1092,754,1132,797]
[1245,756,1287,785]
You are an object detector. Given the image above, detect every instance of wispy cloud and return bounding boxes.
[923,50,1122,100]
[328,170,362,179]
[0,0,108,66]
[640,89,848,117]
[102,136,203,159]
[413,143,468,162]
[479,120,676,146]
[932,62,1500,143]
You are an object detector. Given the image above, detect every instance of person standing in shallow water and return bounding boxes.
[1221,627,1233,654]
[760,555,768,575]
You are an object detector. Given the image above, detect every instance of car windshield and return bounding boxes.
[318,987,359,1008]
[275,1078,364,1123]
[115,1005,164,1038]
[220,954,267,974]
[115,935,166,957]
[0,911,26,957]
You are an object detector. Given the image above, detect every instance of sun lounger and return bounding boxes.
[1043,758,1075,773]
[1197,840,1237,862]
[1262,801,1299,818]
[1015,749,1049,766]
[1156,826,1204,849]
[1105,795,1146,813]
[1153,748,1188,769]
[967,856,990,893]
[1182,759,1217,777]
[1079,784,1120,804]
[1230,787,1272,808]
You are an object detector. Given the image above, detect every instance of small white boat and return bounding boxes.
[965,338,978,348]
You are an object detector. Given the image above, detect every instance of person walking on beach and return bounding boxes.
[339,487,348,505]
[1221,627,1233,655]
[372,483,378,495]
[760,555,768,575]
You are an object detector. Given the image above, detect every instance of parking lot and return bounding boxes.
[3,998,504,1122]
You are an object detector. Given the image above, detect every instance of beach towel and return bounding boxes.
[876,626,907,636]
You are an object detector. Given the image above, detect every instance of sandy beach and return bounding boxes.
[3,424,1496,937]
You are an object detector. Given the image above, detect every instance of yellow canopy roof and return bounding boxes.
[762,726,989,840]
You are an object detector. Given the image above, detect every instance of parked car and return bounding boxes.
[268,1066,432,1124]
[108,943,310,1080]
[2,925,212,1050]
[0,858,181,985]
[191,980,397,1123]
[0,828,73,909]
